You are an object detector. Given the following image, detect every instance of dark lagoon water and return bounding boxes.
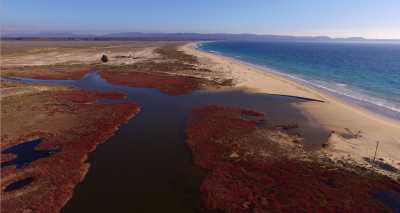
[199,41,400,121]
[5,72,329,212]
[4,177,34,192]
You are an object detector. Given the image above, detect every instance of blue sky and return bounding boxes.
[1,0,400,39]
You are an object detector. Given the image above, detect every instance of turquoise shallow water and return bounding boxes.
[199,41,400,121]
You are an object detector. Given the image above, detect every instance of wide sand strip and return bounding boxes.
[182,42,400,175]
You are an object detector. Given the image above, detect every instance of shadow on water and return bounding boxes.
[1,138,61,169]
[6,72,329,212]
[4,177,34,192]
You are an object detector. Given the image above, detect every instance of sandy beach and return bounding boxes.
[183,42,400,177]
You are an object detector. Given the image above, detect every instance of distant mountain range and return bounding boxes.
[2,32,400,43]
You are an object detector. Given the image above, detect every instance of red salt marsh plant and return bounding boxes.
[1,65,93,80]
[186,105,400,213]
[1,90,140,213]
[100,71,207,96]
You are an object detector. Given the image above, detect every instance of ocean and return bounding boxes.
[198,41,400,121]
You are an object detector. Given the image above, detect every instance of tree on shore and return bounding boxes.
[101,54,108,63]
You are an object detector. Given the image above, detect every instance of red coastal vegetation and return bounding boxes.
[1,65,92,80]
[1,89,140,212]
[100,71,207,96]
[186,105,400,213]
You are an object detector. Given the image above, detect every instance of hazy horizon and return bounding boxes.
[1,0,400,39]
